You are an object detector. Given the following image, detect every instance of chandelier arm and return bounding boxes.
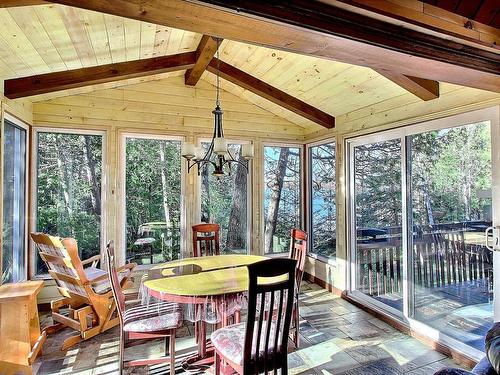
[220,158,249,172]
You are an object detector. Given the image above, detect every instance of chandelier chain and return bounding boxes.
[216,37,220,106]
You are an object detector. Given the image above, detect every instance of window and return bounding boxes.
[309,142,336,259]
[124,136,182,264]
[353,138,402,311]
[2,118,28,283]
[200,142,250,253]
[263,145,302,254]
[34,130,103,275]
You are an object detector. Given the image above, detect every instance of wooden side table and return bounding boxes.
[0,281,46,375]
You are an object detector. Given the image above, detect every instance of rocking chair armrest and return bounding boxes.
[82,255,101,267]
[116,263,137,273]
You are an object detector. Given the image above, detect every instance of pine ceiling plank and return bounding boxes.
[375,70,440,100]
[123,19,141,61]
[207,58,335,128]
[4,51,196,99]
[104,14,126,63]
[8,7,66,72]
[34,5,82,70]
[185,35,219,86]
[83,11,112,66]
[153,25,171,57]
[139,22,156,59]
[0,9,49,74]
[179,31,201,52]
[165,28,185,55]
[58,6,97,67]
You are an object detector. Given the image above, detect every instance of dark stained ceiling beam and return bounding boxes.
[46,0,500,93]
[4,52,196,99]
[376,71,440,101]
[207,58,335,128]
[185,35,220,86]
[0,1,47,6]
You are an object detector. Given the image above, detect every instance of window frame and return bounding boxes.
[261,141,304,256]
[1,113,30,283]
[306,137,337,264]
[30,127,107,279]
[195,137,253,255]
[118,132,186,264]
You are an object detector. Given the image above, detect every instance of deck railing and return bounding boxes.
[357,224,493,298]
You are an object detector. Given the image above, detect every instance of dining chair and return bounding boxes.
[192,223,220,257]
[31,233,136,350]
[289,228,308,348]
[105,241,183,375]
[211,258,297,375]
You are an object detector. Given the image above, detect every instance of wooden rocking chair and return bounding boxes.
[31,233,136,350]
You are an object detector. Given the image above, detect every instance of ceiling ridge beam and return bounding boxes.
[185,35,220,86]
[4,52,197,99]
[46,0,500,93]
[375,70,440,101]
[207,58,335,129]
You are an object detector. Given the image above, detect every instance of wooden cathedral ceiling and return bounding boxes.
[0,1,499,130]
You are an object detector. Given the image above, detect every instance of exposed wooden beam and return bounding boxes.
[376,71,440,101]
[4,52,196,99]
[47,0,500,93]
[185,35,220,86]
[207,58,335,128]
[0,0,47,6]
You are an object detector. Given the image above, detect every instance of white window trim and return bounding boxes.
[194,137,253,255]
[30,127,107,278]
[118,132,186,265]
[305,137,337,264]
[261,141,304,255]
[2,113,30,282]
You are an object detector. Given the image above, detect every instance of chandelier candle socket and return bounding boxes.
[181,37,253,176]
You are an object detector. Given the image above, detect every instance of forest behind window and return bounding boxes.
[35,132,103,274]
[310,142,336,258]
[264,146,301,254]
[200,143,248,253]
[125,137,182,264]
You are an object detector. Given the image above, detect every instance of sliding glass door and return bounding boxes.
[348,107,500,355]
[352,138,403,313]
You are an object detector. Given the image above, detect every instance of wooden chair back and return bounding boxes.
[289,229,308,291]
[244,258,296,374]
[31,233,91,302]
[105,241,126,324]
[192,223,220,257]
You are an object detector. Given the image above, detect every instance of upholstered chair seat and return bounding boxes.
[123,302,182,332]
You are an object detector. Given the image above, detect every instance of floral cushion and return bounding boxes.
[211,322,280,366]
[123,302,182,332]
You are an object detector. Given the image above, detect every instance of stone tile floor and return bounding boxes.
[33,282,467,374]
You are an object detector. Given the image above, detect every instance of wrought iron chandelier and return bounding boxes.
[181,38,254,177]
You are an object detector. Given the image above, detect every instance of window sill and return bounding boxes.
[308,252,337,266]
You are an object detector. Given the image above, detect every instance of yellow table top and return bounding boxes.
[144,254,267,298]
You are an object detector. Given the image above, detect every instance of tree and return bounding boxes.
[264,147,289,253]
[226,149,248,251]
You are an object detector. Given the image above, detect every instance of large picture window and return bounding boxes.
[2,118,28,283]
[263,145,302,254]
[34,130,103,275]
[309,142,336,259]
[124,136,182,264]
[200,142,250,253]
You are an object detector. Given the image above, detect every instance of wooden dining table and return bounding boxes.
[141,254,267,370]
